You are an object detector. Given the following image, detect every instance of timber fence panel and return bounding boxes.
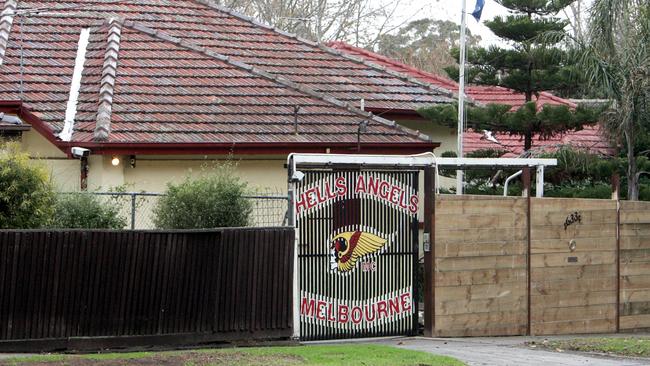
[620,200,650,331]
[434,195,528,337]
[0,228,294,351]
[530,198,618,335]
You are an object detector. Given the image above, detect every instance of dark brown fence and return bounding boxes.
[0,227,294,351]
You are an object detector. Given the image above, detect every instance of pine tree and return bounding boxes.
[421,0,599,152]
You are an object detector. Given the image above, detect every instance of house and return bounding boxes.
[0,0,456,192]
[327,41,616,158]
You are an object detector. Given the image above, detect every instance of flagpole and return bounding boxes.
[456,0,467,195]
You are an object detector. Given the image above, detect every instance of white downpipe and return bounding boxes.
[504,170,523,197]
[456,0,467,195]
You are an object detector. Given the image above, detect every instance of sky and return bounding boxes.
[387,0,592,46]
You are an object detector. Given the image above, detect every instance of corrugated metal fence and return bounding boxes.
[0,227,294,351]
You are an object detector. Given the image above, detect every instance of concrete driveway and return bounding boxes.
[373,336,650,366]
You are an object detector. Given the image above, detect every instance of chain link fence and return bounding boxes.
[59,191,288,229]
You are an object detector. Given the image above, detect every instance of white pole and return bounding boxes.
[536,165,545,197]
[456,0,467,195]
[287,158,300,340]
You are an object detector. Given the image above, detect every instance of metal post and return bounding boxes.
[130,193,136,230]
[423,166,436,337]
[456,0,467,195]
[535,165,544,197]
[287,158,300,340]
[522,167,531,198]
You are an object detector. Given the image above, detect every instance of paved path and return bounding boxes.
[0,353,34,360]
[372,336,650,366]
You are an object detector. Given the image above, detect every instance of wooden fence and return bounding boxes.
[431,195,650,337]
[620,201,650,331]
[435,196,528,336]
[0,228,294,351]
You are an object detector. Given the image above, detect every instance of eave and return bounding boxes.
[63,141,439,156]
[2,100,439,157]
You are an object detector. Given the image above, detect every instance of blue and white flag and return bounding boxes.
[471,0,485,21]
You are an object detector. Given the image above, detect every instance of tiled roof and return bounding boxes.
[464,127,615,157]
[465,85,576,111]
[327,41,459,93]
[0,0,458,153]
[327,41,616,156]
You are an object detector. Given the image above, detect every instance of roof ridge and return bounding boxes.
[327,41,460,90]
[190,0,455,101]
[539,91,576,108]
[0,0,17,66]
[94,17,122,141]
[121,19,432,143]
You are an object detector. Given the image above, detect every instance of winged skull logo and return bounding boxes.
[330,231,387,272]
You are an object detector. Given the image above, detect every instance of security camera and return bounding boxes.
[71,147,90,158]
[291,170,305,182]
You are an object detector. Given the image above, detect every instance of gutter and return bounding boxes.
[4,104,441,157]
[62,142,440,156]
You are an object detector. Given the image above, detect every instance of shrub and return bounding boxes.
[50,193,127,229]
[0,142,56,228]
[153,164,252,229]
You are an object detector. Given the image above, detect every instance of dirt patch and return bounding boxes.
[0,352,305,366]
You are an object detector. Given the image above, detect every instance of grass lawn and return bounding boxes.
[0,344,464,366]
[540,337,650,358]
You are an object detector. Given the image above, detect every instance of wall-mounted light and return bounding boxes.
[129,155,136,168]
[111,155,120,166]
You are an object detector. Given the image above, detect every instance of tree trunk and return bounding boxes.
[524,130,532,152]
[626,130,640,200]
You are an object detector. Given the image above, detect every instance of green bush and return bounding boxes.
[0,142,56,228]
[544,182,613,199]
[50,193,127,229]
[153,164,252,229]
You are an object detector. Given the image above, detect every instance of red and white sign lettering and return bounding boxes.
[300,289,413,325]
[296,175,418,215]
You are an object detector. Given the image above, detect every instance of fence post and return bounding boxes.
[287,186,299,340]
[613,174,621,332]
[423,166,435,337]
[522,167,532,336]
[130,193,136,230]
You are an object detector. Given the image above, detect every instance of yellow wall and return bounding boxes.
[20,131,80,191]
[19,118,459,193]
[397,119,458,190]
[397,119,458,157]
[120,156,288,193]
